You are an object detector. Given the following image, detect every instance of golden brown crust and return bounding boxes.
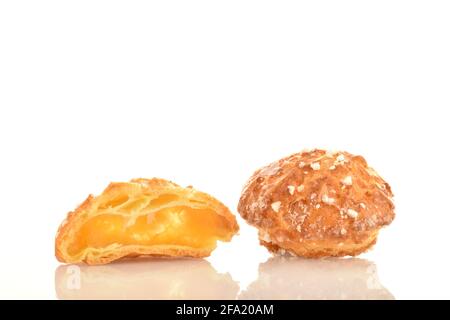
[56,178,239,265]
[238,149,395,257]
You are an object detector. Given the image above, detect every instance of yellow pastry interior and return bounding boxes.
[56,179,239,264]
[68,204,232,256]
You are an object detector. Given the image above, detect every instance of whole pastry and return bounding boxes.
[238,149,395,258]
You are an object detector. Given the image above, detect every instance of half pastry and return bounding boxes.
[56,178,239,265]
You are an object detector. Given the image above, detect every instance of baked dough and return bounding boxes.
[56,178,239,265]
[238,149,395,258]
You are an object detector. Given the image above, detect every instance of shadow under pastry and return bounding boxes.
[239,256,394,300]
[55,258,239,300]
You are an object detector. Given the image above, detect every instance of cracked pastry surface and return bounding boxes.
[56,178,239,265]
[237,149,395,258]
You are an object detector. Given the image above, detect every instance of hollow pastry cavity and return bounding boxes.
[237,149,395,258]
[56,178,239,265]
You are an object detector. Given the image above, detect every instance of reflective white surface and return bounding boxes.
[55,257,392,300]
[239,257,393,300]
[55,259,239,300]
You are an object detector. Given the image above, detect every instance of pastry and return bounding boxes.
[238,149,395,258]
[56,178,239,265]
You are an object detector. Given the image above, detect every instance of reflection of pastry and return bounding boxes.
[240,257,394,300]
[56,178,239,265]
[55,259,239,300]
[238,150,395,258]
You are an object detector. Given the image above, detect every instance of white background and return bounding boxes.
[1,1,449,299]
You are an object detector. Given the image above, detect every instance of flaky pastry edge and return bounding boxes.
[55,178,239,265]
